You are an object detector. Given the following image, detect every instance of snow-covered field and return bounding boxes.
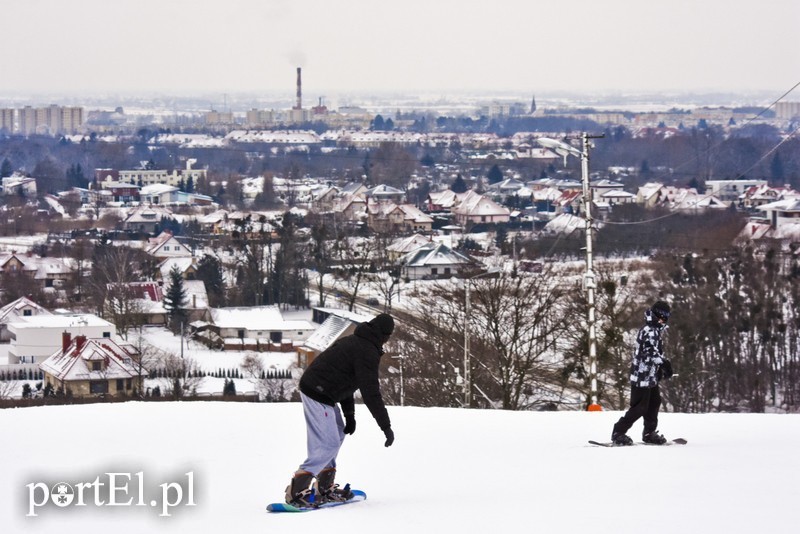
[1,402,797,534]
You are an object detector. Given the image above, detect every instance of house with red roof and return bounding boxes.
[39,333,143,397]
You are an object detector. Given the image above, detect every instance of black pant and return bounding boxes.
[613,385,661,437]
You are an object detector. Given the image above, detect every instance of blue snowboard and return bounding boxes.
[267,490,367,513]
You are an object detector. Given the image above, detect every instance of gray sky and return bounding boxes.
[3,0,799,96]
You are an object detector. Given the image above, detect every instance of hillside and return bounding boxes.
[1,402,798,534]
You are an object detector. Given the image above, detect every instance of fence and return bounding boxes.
[0,364,43,382]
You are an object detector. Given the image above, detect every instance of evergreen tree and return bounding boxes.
[195,254,225,308]
[0,158,13,178]
[66,163,87,188]
[186,176,195,194]
[451,174,468,193]
[771,152,785,183]
[163,264,188,332]
[487,164,503,184]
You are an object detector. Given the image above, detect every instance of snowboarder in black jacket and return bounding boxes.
[285,313,395,506]
[611,301,674,446]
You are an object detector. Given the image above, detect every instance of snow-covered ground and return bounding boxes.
[1,402,797,533]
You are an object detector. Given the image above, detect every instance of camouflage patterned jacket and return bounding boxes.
[629,309,667,388]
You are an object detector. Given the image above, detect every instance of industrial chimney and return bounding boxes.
[295,67,302,110]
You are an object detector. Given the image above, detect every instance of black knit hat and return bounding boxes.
[651,300,671,322]
[369,313,395,335]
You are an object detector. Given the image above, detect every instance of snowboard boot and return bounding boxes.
[643,431,667,445]
[314,467,354,503]
[285,470,316,507]
[611,432,634,446]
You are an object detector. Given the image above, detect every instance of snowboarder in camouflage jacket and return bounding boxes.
[611,301,674,445]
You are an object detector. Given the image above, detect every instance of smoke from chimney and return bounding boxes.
[295,67,302,110]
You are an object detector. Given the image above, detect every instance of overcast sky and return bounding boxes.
[3,0,799,98]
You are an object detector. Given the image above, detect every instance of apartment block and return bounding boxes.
[775,101,800,121]
[0,108,14,133]
[15,105,84,135]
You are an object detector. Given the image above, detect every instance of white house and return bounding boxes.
[123,205,174,233]
[146,231,193,258]
[1,174,37,197]
[140,183,179,205]
[0,297,52,342]
[207,305,315,351]
[7,313,116,364]
[452,190,511,226]
[756,199,800,228]
[399,242,475,280]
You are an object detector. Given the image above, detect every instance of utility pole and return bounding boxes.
[580,132,605,411]
[537,133,604,410]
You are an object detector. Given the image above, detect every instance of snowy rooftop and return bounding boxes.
[209,305,314,331]
[8,313,113,330]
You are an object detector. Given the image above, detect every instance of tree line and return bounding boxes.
[379,238,800,414]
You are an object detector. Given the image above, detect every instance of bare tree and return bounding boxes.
[465,270,571,410]
[332,236,378,312]
[105,284,146,340]
[0,379,19,400]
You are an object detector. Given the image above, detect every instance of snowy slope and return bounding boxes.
[1,402,798,534]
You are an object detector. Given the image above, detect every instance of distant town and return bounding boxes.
[1,73,799,412]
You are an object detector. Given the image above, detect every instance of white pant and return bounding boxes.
[298,393,346,475]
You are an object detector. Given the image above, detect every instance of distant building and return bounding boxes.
[705,179,767,202]
[0,108,14,133]
[246,108,276,127]
[99,159,207,189]
[205,110,234,126]
[16,105,83,135]
[1,174,37,197]
[775,101,800,120]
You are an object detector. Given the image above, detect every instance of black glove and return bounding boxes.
[343,412,356,435]
[661,359,674,380]
[383,427,394,447]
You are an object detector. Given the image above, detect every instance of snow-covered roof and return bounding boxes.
[756,199,800,213]
[225,130,321,144]
[542,213,585,234]
[209,305,313,331]
[0,297,51,323]
[401,243,473,268]
[9,313,113,330]
[39,336,140,381]
[158,257,196,279]
[387,234,433,254]
[303,315,354,352]
[454,190,510,217]
[141,183,178,195]
[602,190,636,199]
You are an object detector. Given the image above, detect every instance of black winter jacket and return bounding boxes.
[299,321,391,430]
